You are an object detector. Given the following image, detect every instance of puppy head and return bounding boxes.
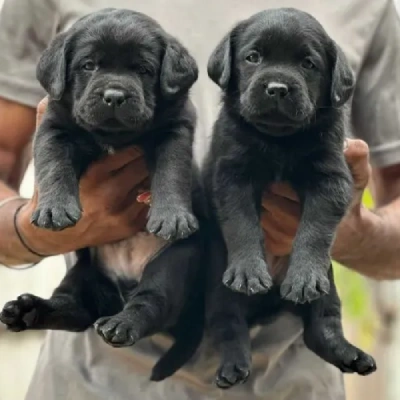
[208,8,355,136]
[37,8,198,132]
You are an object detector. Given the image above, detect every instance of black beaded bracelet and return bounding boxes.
[14,203,49,258]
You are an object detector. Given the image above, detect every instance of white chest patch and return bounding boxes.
[95,232,170,283]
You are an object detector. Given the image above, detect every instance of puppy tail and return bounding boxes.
[150,322,203,382]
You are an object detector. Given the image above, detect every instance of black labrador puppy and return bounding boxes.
[203,8,376,388]
[0,8,205,380]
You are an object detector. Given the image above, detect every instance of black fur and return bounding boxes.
[204,8,376,388]
[1,8,204,380]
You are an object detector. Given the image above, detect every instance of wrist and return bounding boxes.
[331,203,393,279]
[332,204,373,266]
[0,198,44,265]
[16,201,58,257]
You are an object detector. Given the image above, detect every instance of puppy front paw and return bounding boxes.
[146,207,198,240]
[95,315,141,348]
[280,263,330,304]
[216,356,251,389]
[31,198,82,231]
[0,293,43,332]
[223,257,272,295]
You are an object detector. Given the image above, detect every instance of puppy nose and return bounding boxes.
[103,89,127,107]
[266,82,289,98]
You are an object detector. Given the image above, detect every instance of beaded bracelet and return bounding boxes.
[0,197,41,270]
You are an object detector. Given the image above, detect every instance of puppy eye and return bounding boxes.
[246,51,261,65]
[137,66,153,76]
[301,58,315,70]
[82,61,96,71]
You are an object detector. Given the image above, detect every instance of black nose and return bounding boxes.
[103,89,127,107]
[266,82,289,98]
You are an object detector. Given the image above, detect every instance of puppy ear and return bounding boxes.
[36,32,69,100]
[330,42,355,107]
[207,32,232,89]
[160,36,198,96]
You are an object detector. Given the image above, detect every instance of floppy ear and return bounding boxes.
[36,32,69,100]
[330,42,355,107]
[207,32,232,89]
[160,36,198,97]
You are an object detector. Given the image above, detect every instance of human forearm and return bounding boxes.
[0,98,42,265]
[332,200,400,280]
[0,191,44,266]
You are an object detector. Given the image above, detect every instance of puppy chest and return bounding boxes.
[255,152,296,183]
[94,233,169,283]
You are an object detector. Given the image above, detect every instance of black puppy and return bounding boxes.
[204,9,376,388]
[32,8,198,241]
[208,8,353,301]
[0,8,204,380]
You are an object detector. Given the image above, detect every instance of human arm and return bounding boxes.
[262,139,400,280]
[333,0,400,279]
[0,97,41,265]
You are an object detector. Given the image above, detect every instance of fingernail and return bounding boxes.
[343,139,349,151]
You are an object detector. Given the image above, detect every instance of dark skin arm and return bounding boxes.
[262,139,400,280]
[0,97,150,266]
[0,97,42,265]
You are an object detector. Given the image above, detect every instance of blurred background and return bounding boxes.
[1,0,400,399]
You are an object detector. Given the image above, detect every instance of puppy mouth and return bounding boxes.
[242,107,310,136]
[102,117,122,126]
[101,117,131,130]
[74,104,153,132]
[240,99,315,135]
[253,117,302,136]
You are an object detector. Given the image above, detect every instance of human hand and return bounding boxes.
[17,97,151,255]
[261,139,371,257]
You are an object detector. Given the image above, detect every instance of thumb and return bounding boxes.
[344,139,371,205]
[36,97,49,128]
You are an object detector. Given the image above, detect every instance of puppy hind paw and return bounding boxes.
[336,348,377,376]
[94,315,141,348]
[223,258,272,296]
[280,270,330,304]
[215,361,251,389]
[146,208,198,241]
[0,293,42,332]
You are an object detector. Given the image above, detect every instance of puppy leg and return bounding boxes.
[146,117,198,241]
[213,159,271,296]
[0,250,121,332]
[208,289,251,389]
[95,232,203,347]
[301,267,376,375]
[281,156,352,303]
[206,226,252,389]
[31,122,93,231]
[150,303,205,381]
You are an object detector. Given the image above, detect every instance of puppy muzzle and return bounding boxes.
[74,81,154,131]
[240,72,315,131]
